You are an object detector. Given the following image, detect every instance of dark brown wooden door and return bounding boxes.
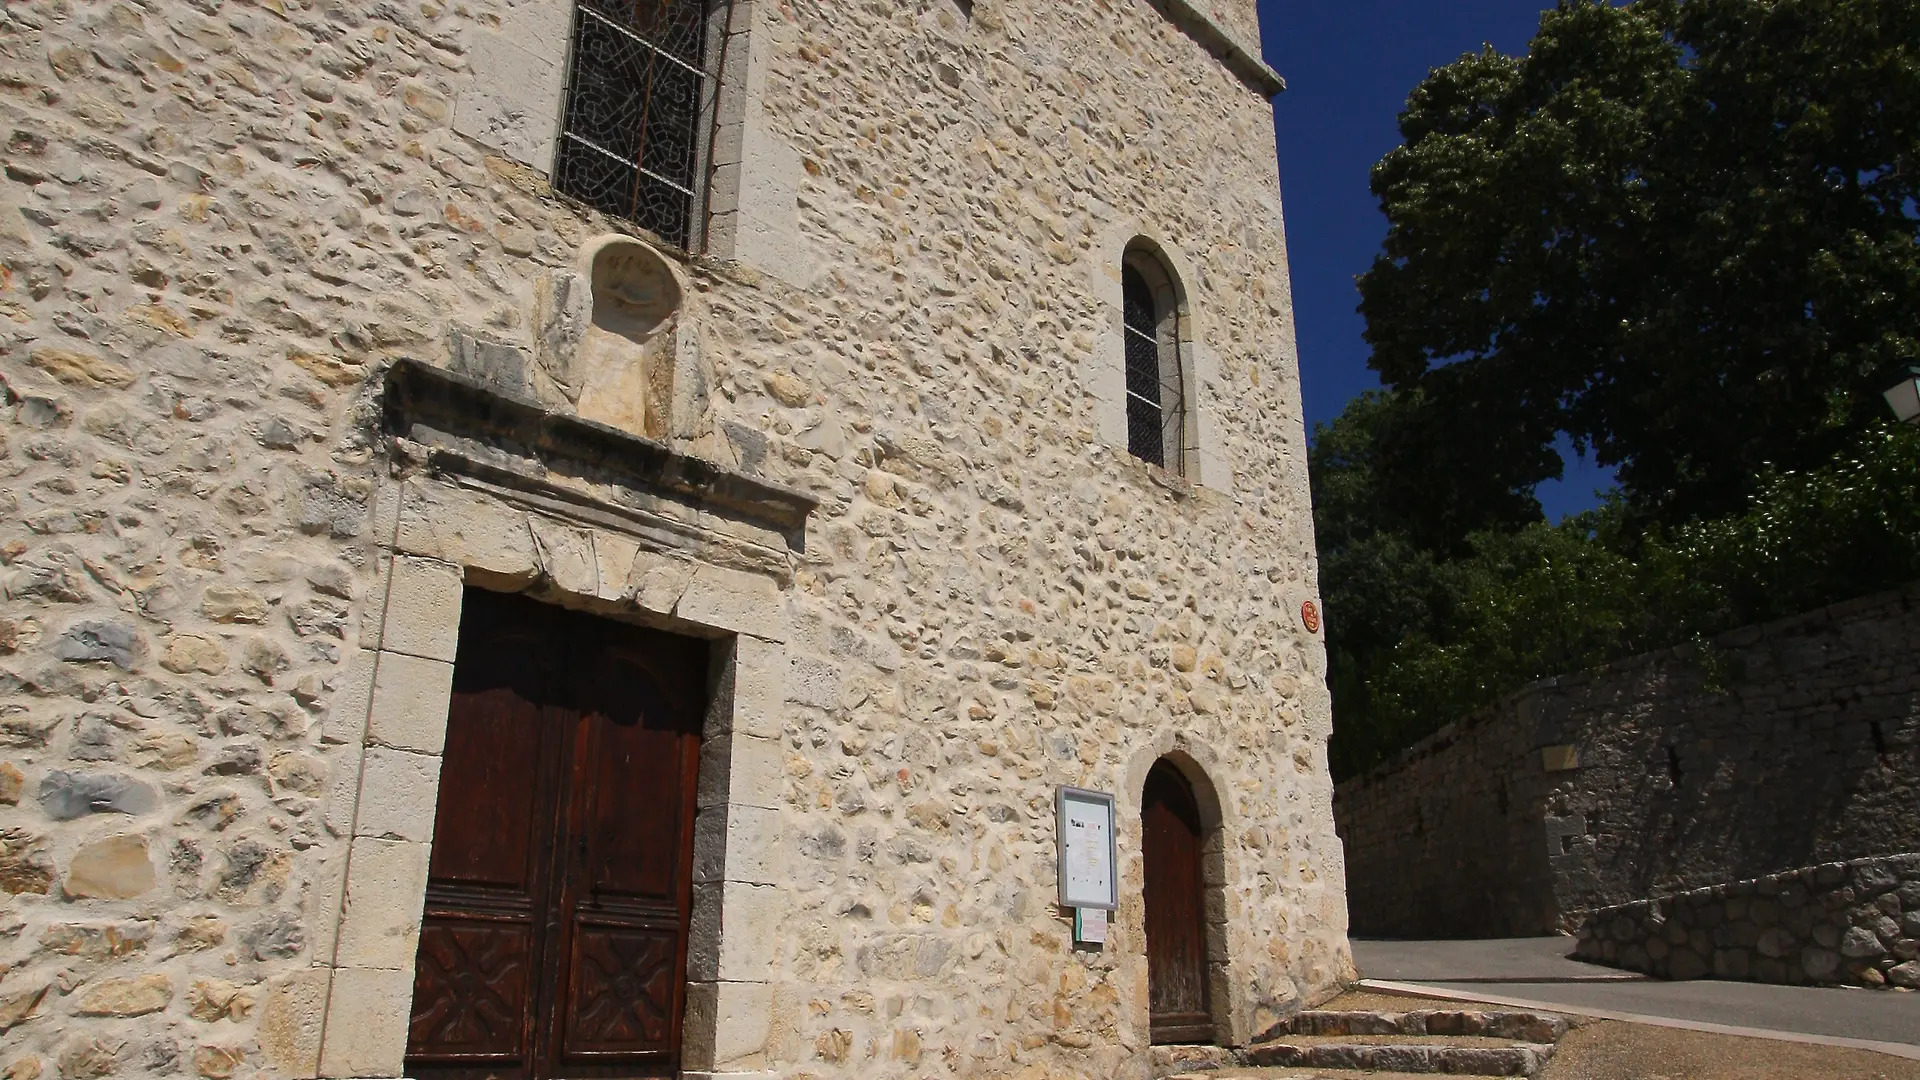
[1143,760,1213,1045]
[406,589,708,1080]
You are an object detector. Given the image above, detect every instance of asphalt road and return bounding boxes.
[1352,937,1920,1052]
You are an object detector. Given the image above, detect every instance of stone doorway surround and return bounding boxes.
[1124,736,1247,1049]
[302,360,814,1080]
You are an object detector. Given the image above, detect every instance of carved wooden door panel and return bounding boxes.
[407,592,566,1078]
[406,590,706,1080]
[549,617,705,1075]
[1143,760,1214,1045]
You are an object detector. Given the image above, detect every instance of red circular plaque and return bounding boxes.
[1301,600,1320,634]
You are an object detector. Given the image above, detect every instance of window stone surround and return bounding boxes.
[450,0,812,284]
[1087,225,1229,494]
[305,453,801,1079]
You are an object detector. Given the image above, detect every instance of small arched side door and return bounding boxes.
[1142,760,1214,1045]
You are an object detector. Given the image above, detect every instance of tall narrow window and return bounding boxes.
[555,0,713,249]
[1122,249,1189,472]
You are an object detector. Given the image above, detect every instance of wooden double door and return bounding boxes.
[1143,760,1215,1045]
[406,589,709,1080]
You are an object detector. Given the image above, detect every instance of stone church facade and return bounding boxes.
[0,0,1349,1077]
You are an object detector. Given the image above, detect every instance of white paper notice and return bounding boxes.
[1060,790,1114,909]
[1075,906,1108,945]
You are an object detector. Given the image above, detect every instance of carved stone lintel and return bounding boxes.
[381,359,816,551]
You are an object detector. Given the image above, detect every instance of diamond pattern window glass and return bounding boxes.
[555,0,713,249]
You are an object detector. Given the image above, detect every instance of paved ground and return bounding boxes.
[1352,936,1646,983]
[1351,938,1920,1054]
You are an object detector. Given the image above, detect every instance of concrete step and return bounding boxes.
[1260,1008,1570,1044]
[1243,1040,1556,1077]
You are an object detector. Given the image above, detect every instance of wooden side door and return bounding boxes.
[548,617,706,1076]
[1143,760,1214,1045]
[406,590,708,1080]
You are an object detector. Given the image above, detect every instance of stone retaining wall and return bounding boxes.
[1336,583,1920,939]
[1572,853,1920,989]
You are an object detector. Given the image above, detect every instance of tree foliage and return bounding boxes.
[1320,0,1920,778]
[1323,420,1920,780]
[1359,0,1920,545]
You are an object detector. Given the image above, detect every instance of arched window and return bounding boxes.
[1121,248,1188,473]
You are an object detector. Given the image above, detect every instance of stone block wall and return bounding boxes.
[1324,687,1558,940]
[1573,853,1920,989]
[1336,583,1920,939]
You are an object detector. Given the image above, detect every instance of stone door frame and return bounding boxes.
[305,390,804,1079]
[1124,735,1247,1049]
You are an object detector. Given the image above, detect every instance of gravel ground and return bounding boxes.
[1539,1020,1920,1080]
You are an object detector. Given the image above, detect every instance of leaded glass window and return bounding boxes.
[1122,254,1188,473]
[555,0,713,249]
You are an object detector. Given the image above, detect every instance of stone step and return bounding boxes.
[1277,1033,1549,1048]
[1260,1008,1571,1045]
[1170,1072,1512,1080]
[1243,1040,1557,1077]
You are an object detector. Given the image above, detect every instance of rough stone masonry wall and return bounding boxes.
[1337,584,1920,940]
[0,2,1346,1080]
[1573,853,1920,990]
[1327,685,1558,940]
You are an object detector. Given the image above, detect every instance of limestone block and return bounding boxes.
[65,834,155,899]
[162,634,229,674]
[376,557,463,663]
[698,733,782,813]
[335,838,432,970]
[1191,342,1230,492]
[258,968,326,1076]
[317,968,413,1078]
[323,650,378,746]
[452,8,569,169]
[395,481,537,583]
[592,531,641,603]
[728,635,788,739]
[681,980,774,1071]
[710,129,816,288]
[352,749,443,843]
[786,655,840,710]
[73,973,172,1016]
[186,977,257,1022]
[323,746,365,840]
[687,880,782,983]
[675,564,786,642]
[39,921,151,960]
[690,803,782,886]
[306,851,348,962]
[629,550,696,616]
[366,652,456,755]
[528,518,598,596]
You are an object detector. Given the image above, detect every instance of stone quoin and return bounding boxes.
[0,1,1348,1078]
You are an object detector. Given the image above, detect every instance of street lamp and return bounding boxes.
[1886,369,1920,424]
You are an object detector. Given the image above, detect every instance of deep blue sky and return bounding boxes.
[1257,0,1617,520]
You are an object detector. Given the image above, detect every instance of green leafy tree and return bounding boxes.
[1319,0,1920,777]
[1321,420,1920,779]
[1359,0,1920,543]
